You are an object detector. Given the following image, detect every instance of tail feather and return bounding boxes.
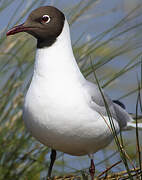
[113,100,142,130]
[127,121,142,130]
[128,113,142,129]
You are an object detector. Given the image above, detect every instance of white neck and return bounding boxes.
[33,19,85,83]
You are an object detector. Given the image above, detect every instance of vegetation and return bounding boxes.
[0,0,142,179]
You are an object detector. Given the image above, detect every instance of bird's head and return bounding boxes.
[7,6,65,47]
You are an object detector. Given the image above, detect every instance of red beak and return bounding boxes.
[6,23,30,36]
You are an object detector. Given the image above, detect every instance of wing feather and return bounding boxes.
[83,80,133,129]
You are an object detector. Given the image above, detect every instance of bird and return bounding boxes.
[6,6,140,180]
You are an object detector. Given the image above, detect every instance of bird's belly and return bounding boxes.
[24,106,118,155]
[23,84,119,156]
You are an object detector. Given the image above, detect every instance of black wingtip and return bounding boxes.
[113,100,126,109]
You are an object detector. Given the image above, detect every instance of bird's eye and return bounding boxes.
[41,15,51,24]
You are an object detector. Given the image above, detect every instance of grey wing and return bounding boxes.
[84,80,132,129]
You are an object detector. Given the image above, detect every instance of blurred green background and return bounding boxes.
[0,0,142,179]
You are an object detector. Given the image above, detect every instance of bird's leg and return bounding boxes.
[89,154,95,180]
[47,149,56,178]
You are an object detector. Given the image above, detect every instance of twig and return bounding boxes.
[97,160,122,178]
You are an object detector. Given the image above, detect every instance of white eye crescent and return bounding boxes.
[41,15,51,24]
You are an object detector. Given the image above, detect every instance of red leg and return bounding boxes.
[89,159,95,180]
